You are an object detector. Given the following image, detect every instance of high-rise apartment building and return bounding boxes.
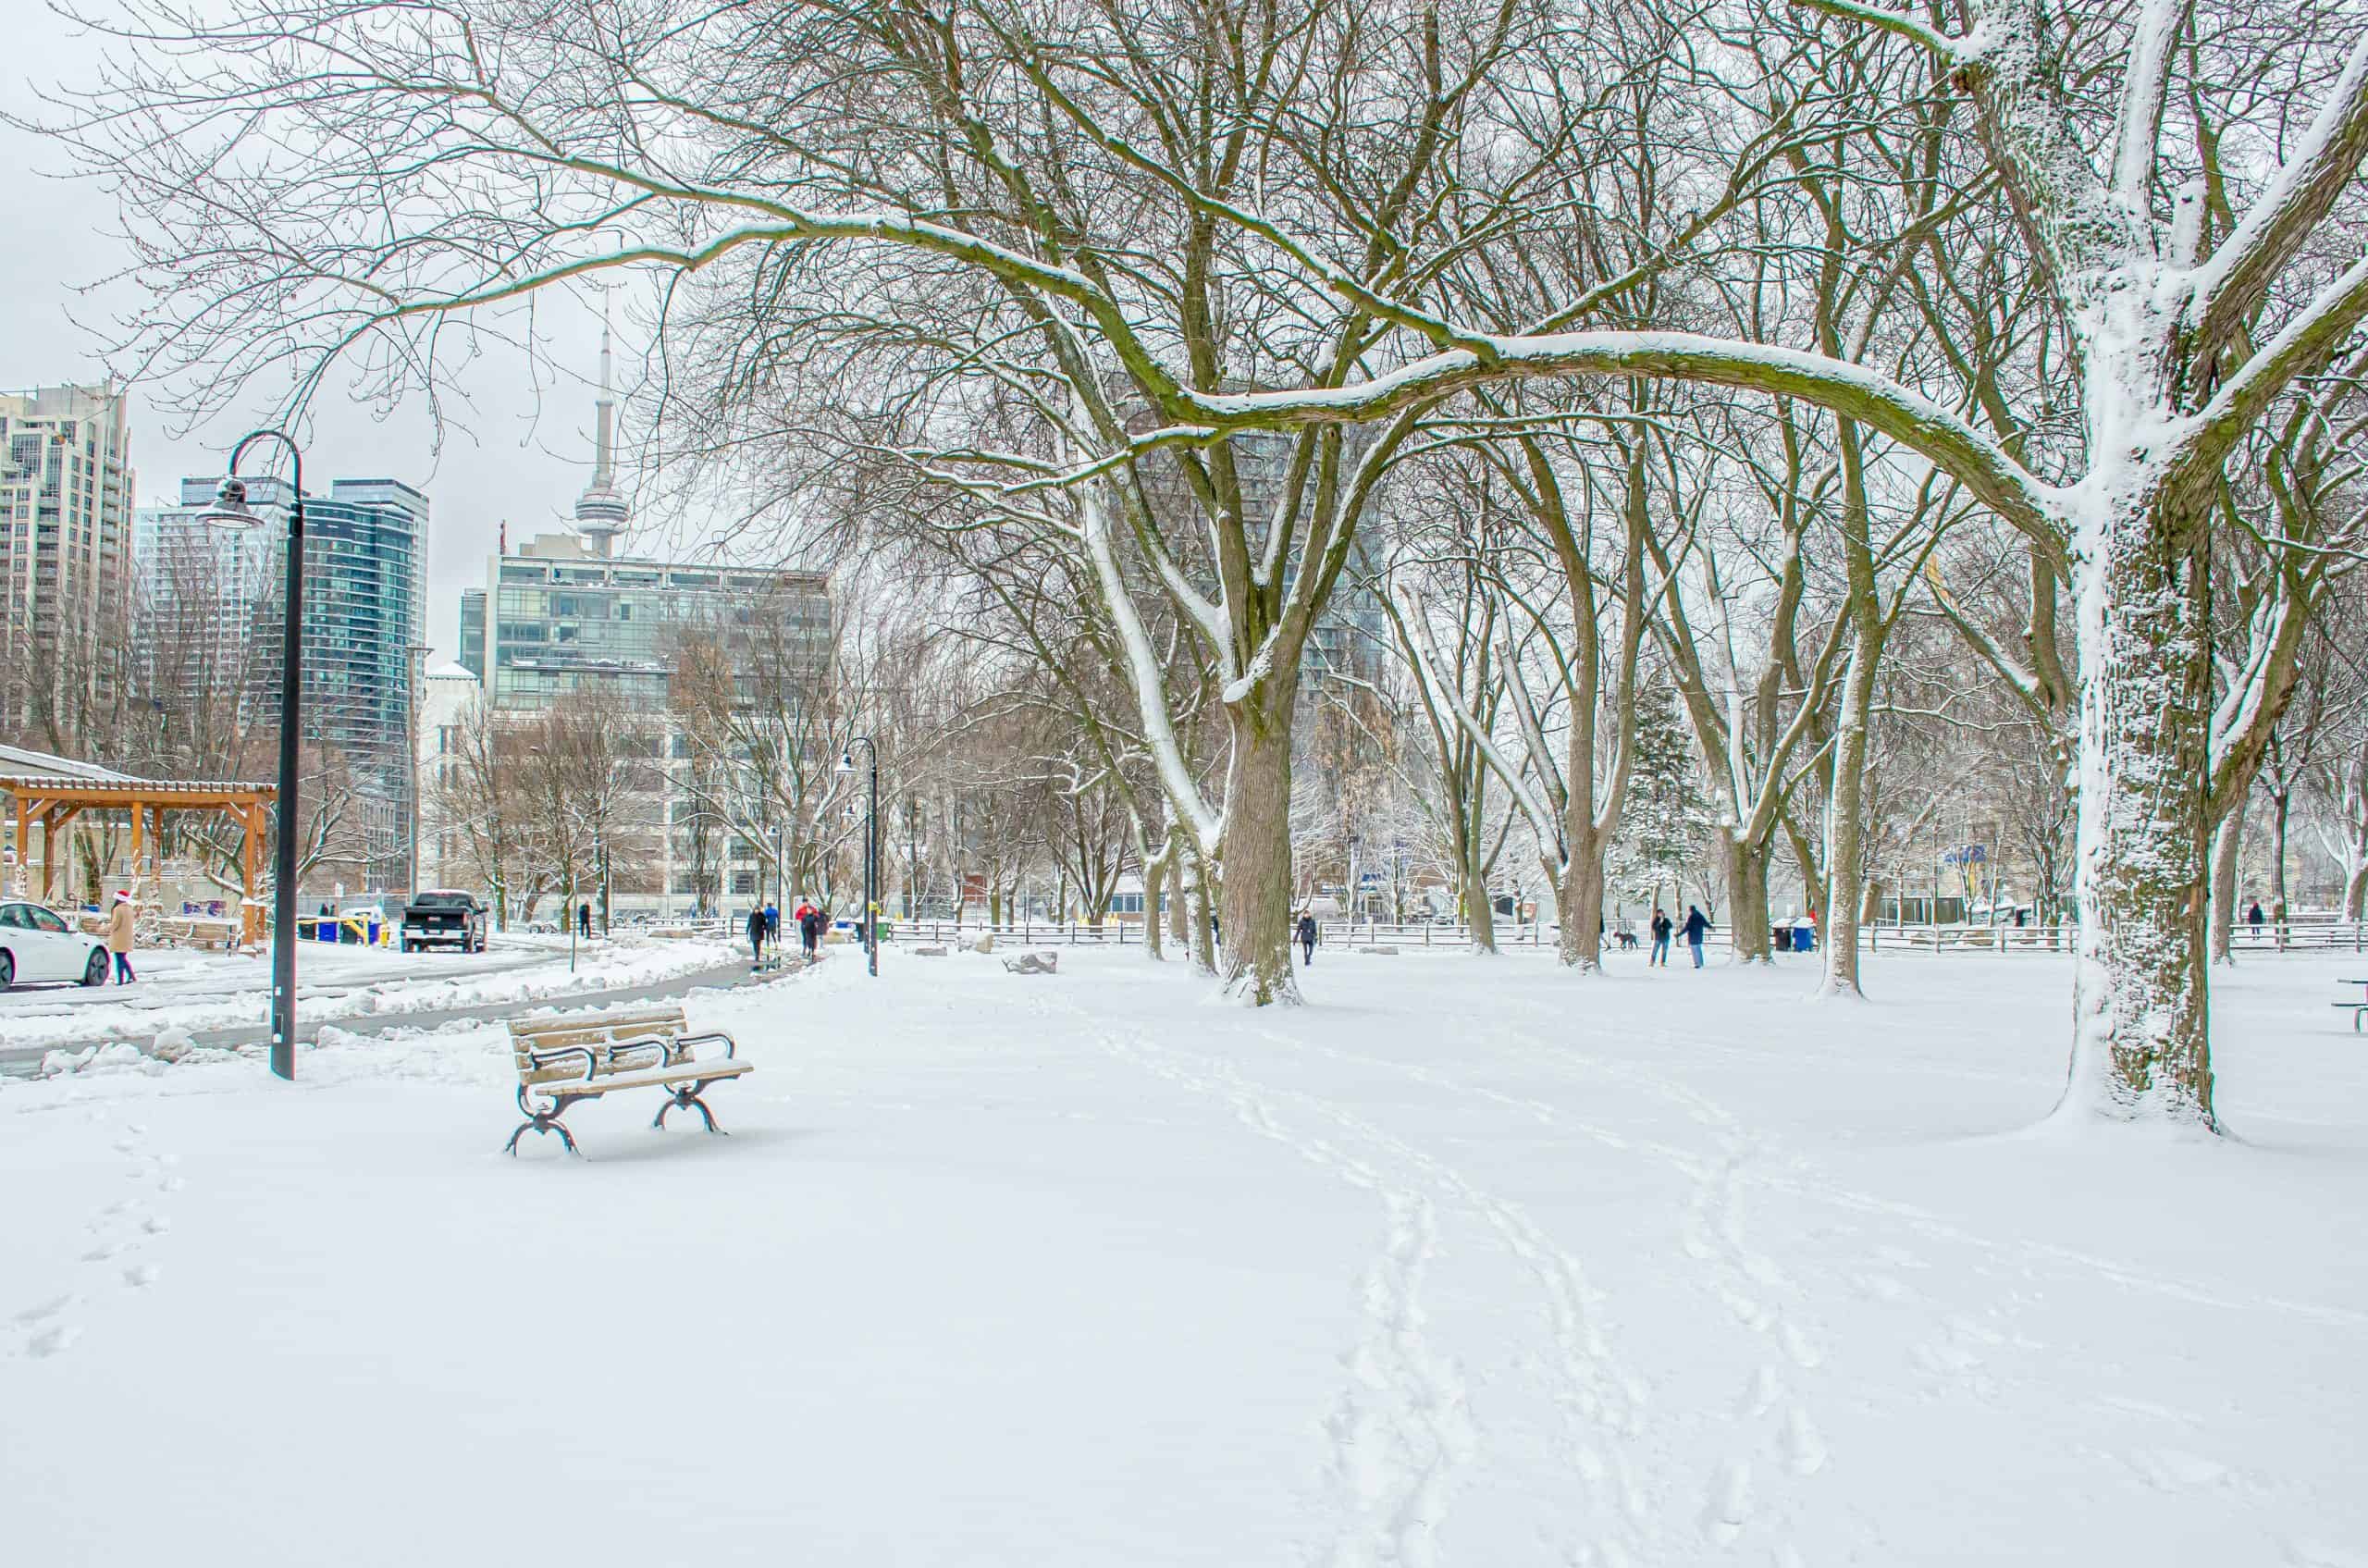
[0,384,135,729]
[137,475,430,892]
[414,659,485,894]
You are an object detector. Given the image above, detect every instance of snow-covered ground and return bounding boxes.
[0,933,741,1054]
[4,945,2362,1564]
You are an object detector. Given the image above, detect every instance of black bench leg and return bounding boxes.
[653,1086,724,1134]
[504,1114,581,1156]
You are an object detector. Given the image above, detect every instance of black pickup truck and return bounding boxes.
[400,890,489,954]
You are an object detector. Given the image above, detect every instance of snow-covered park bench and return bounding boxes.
[504,1006,751,1156]
[2337,981,2368,1031]
[159,915,240,951]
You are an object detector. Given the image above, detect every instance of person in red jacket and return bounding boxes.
[795,900,824,958]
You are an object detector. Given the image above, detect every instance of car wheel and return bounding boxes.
[1,949,13,991]
[83,948,109,987]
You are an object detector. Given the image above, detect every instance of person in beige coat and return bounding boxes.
[107,889,137,984]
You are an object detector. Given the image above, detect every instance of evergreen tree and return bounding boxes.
[1610,677,1710,911]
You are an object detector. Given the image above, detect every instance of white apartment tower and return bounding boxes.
[0,384,135,726]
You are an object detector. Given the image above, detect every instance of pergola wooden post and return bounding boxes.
[0,771,278,942]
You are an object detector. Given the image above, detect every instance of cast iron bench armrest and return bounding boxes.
[526,1043,599,1083]
[598,1034,675,1072]
[670,1029,737,1062]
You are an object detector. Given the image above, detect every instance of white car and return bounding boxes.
[0,899,112,991]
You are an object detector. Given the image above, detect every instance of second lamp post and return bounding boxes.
[837,736,879,977]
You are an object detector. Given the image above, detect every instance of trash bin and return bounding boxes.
[1794,926,1815,955]
[1773,925,1794,952]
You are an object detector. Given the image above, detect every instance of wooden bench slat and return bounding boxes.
[511,1006,692,1036]
[510,1018,691,1047]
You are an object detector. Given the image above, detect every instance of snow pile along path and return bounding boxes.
[0,935,741,1053]
[2,946,2362,1564]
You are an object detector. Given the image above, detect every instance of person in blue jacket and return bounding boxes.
[1683,904,1711,968]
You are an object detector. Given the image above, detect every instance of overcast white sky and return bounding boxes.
[2,5,648,664]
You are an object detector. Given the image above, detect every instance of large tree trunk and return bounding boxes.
[2206,807,2243,966]
[1185,837,1217,976]
[1558,842,1607,971]
[1820,636,1878,997]
[2270,790,2291,921]
[2064,482,2214,1125]
[2348,861,2368,922]
[1721,830,1772,963]
[1462,824,1498,955]
[1140,836,1168,962]
[1216,709,1301,1005]
[1168,830,1190,949]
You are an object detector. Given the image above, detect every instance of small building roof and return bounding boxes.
[0,745,275,801]
[0,775,278,799]
[0,743,132,783]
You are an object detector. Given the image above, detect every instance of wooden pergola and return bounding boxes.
[0,768,278,945]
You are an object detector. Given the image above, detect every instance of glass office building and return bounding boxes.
[457,588,486,679]
[140,475,428,891]
[486,537,830,713]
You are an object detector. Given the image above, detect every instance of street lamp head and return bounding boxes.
[835,750,856,774]
[197,475,265,529]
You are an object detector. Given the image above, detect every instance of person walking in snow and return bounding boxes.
[1649,907,1672,967]
[796,900,823,958]
[1296,912,1318,966]
[2247,899,2265,937]
[745,906,767,969]
[577,901,592,939]
[107,890,138,984]
[765,902,780,943]
[1683,904,1711,969]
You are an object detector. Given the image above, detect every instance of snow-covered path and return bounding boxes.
[4,947,2362,1564]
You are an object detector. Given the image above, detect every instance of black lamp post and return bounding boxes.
[195,432,305,1080]
[836,736,878,977]
[1346,832,1361,922]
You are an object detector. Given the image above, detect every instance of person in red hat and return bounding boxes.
[107,890,138,984]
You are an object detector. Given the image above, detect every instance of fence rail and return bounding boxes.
[893,917,2368,954]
